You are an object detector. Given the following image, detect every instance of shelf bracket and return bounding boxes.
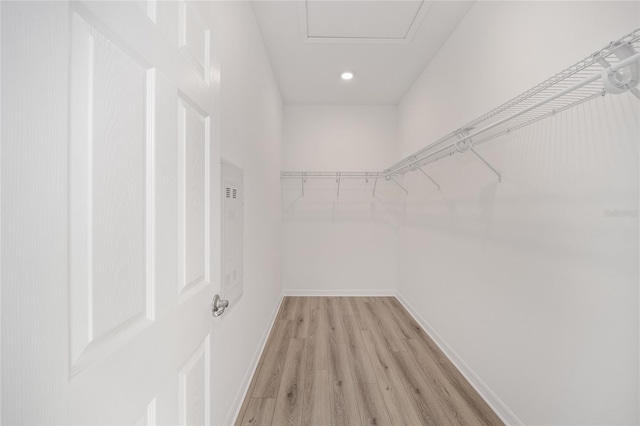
[336,173,341,198]
[417,167,440,191]
[600,42,639,96]
[470,147,502,182]
[372,177,378,197]
[386,175,408,195]
[454,128,502,183]
[597,57,638,99]
[301,173,306,197]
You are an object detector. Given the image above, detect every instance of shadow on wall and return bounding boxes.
[282,177,404,231]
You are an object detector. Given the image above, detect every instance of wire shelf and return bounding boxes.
[281,28,640,184]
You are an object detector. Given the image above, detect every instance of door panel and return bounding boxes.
[1,2,71,423]
[69,8,155,375]
[178,0,210,84]
[178,335,210,426]
[178,96,210,301]
[1,1,219,424]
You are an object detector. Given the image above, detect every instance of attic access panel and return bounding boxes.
[301,0,431,42]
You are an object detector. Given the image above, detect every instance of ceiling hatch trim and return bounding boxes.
[298,0,434,44]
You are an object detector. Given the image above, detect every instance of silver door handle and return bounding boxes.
[211,294,229,317]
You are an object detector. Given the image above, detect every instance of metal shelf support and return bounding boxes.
[470,148,502,183]
[417,167,440,190]
[387,176,408,195]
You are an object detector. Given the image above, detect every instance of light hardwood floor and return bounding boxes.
[236,297,503,426]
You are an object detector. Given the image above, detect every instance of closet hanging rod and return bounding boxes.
[389,51,640,176]
[281,28,640,184]
[384,32,640,177]
[280,171,384,179]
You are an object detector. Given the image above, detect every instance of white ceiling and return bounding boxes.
[250,0,475,104]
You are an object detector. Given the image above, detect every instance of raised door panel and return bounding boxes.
[69,11,155,374]
[179,0,209,83]
[178,97,210,300]
[178,335,211,426]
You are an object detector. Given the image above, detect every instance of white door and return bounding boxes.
[1,1,220,424]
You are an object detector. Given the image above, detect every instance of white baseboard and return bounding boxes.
[283,289,396,297]
[395,291,523,426]
[224,290,284,426]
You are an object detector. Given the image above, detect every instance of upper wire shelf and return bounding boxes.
[281,28,640,192]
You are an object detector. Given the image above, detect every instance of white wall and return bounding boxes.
[282,105,398,294]
[397,2,640,425]
[211,2,284,424]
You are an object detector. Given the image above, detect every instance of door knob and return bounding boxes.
[211,294,229,317]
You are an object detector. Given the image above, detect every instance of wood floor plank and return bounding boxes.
[413,328,503,425]
[237,297,502,426]
[302,370,331,426]
[376,297,417,341]
[280,296,299,321]
[237,318,292,422]
[405,338,503,426]
[347,298,360,318]
[251,320,293,398]
[391,298,502,425]
[340,297,355,316]
[352,381,392,426]
[238,398,276,426]
[272,339,307,426]
[306,306,328,371]
[351,298,376,331]
[391,348,453,425]
[341,315,378,384]
[309,297,320,310]
[236,371,258,424]
[384,298,422,339]
[361,330,423,426]
[364,302,405,352]
[326,297,347,345]
[292,297,310,338]
[328,344,362,426]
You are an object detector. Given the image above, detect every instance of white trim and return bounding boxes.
[395,291,524,426]
[224,290,284,426]
[283,289,396,297]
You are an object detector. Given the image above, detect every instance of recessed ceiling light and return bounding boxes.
[341,72,354,80]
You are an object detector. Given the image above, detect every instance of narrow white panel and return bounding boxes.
[178,1,210,83]
[91,15,147,339]
[221,161,244,304]
[184,104,205,287]
[177,97,210,299]
[154,1,179,48]
[69,12,154,372]
[178,335,210,426]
